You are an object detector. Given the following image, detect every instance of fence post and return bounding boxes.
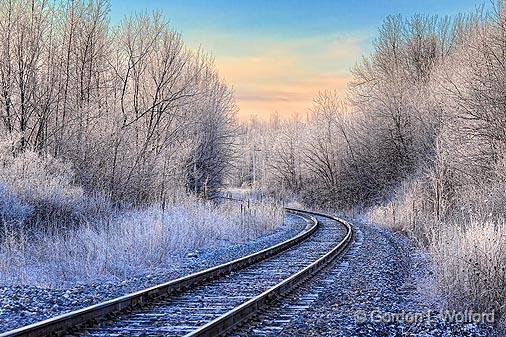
[412,199,415,230]
[392,206,396,228]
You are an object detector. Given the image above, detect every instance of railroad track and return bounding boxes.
[1,208,353,337]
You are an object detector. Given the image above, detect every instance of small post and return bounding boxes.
[392,206,396,228]
[412,199,415,230]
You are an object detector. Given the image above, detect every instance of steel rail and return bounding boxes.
[184,210,353,337]
[0,208,317,337]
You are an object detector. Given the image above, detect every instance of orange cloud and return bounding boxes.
[194,31,368,121]
[233,74,352,121]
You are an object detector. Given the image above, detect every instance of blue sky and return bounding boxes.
[109,0,488,120]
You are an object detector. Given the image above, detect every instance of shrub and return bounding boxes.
[0,183,33,227]
[429,219,506,317]
[368,176,506,319]
[0,139,113,229]
[0,196,284,287]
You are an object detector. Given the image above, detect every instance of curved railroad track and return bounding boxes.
[0,207,353,337]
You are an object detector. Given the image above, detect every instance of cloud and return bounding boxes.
[186,29,369,120]
[234,73,352,120]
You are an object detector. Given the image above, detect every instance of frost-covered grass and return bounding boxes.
[0,141,285,287]
[429,219,506,317]
[368,180,506,319]
[0,196,284,287]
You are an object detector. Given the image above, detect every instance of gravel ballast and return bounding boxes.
[0,213,306,333]
[235,217,501,337]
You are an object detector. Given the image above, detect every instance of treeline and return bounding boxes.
[237,4,506,221]
[0,0,236,209]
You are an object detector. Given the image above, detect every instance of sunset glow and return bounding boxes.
[111,0,483,120]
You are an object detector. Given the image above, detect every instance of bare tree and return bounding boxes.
[0,1,238,206]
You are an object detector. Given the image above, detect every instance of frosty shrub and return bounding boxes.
[0,138,78,197]
[0,196,284,287]
[368,177,506,318]
[0,139,112,229]
[367,178,437,245]
[429,219,506,317]
[0,183,33,227]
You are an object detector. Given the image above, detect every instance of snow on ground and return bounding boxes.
[0,214,306,333]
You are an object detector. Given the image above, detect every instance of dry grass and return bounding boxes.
[429,219,506,316]
[0,197,284,287]
[368,178,506,319]
[368,179,436,244]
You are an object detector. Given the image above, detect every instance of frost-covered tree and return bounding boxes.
[0,0,238,209]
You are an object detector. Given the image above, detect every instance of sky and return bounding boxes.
[110,0,486,121]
